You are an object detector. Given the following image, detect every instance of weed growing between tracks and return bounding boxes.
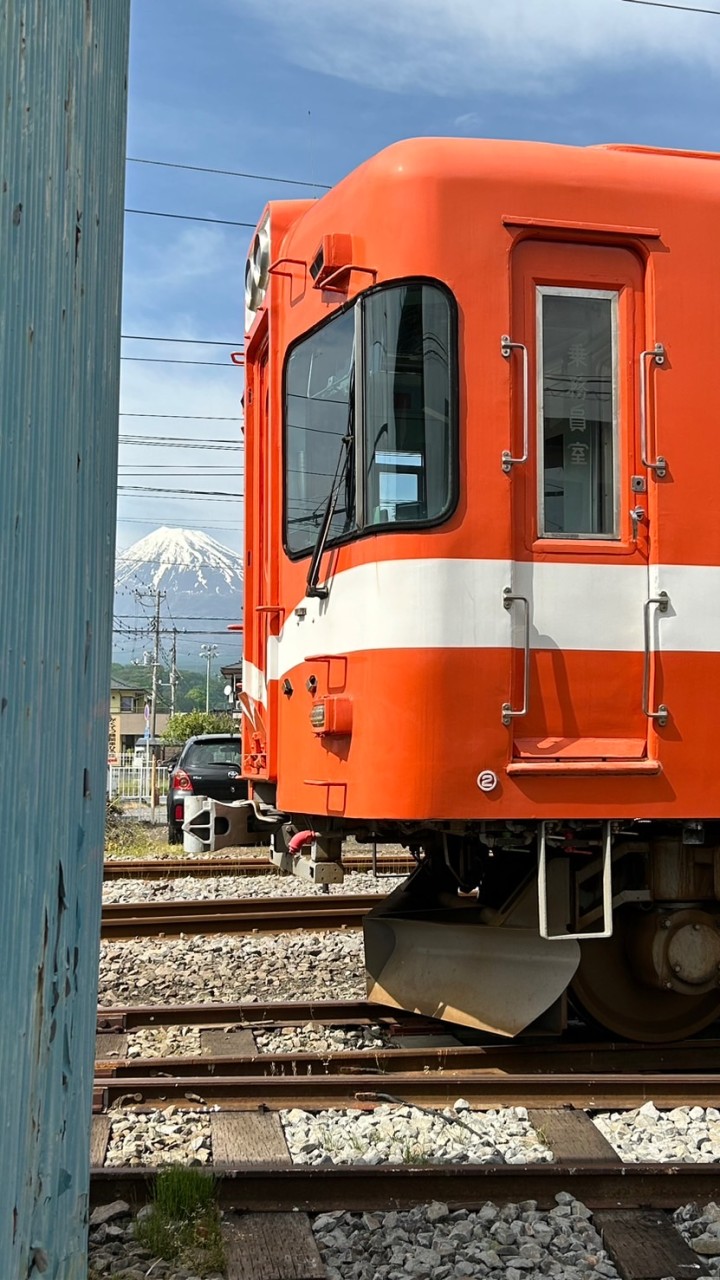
[104,802,162,860]
[134,1166,225,1275]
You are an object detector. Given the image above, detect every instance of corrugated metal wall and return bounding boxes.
[0,3,130,1274]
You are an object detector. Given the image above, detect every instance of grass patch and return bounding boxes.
[134,1166,225,1275]
[104,800,160,859]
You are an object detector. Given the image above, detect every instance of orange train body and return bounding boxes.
[243,138,720,821]
[240,139,720,1040]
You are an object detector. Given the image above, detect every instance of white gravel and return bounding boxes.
[594,1101,720,1163]
[125,1025,202,1058]
[102,870,403,902]
[105,1107,212,1167]
[281,1102,552,1167]
[254,1022,390,1055]
[312,1196,620,1280]
[98,929,366,1005]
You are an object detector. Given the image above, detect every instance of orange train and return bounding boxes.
[240,138,720,1042]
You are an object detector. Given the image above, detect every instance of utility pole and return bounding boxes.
[136,587,166,742]
[200,643,219,713]
[150,588,165,742]
[169,627,179,719]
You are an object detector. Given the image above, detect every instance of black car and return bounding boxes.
[166,733,246,844]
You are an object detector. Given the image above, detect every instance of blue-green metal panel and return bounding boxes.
[0,2,129,1274]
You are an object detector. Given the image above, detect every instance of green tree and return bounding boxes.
[162,710,236,743]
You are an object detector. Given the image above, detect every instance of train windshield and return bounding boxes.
[285,307,357,556]
[284,280,455,556]
[363,283,454,526]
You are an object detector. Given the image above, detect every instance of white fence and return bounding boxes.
[107,761,170,808]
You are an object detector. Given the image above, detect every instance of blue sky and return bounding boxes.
[119,0,720,562]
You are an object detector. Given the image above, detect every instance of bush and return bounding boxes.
[162,711,236,743]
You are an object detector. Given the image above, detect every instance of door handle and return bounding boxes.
[640,344,666,478]
[630,506,645,540]
[642,591,670,727]
[500,336,529,473]
[502,587,530,725]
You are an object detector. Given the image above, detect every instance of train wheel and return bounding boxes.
[571,910,720,1042]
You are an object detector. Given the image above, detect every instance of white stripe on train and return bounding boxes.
[242,558,720,690]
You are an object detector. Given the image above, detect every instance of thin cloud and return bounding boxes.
[123,224,235,299]
[237,0,720,96]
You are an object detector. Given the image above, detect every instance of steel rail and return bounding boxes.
[95,1039,720,1078]
[89,1161,720,1211]
[93,1068,720,1110]
[96,998,408,1031]
[103,856,413,880]
[100,894,381,938]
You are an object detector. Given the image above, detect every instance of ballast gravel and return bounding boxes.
[98,929,366,1006]
[104,1107,212,1168]
[102,870,404,903]
[254,1021,390,1056]
[126,1024,202,1058]
[594,1100,720,1162]
[312,1196,621,1280]
[675,1200,720,1269]
[86,1197,720,1280]
[281,1102,552,1167]
[88,1198,223,1280]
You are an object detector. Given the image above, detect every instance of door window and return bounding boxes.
[538,289,618,539]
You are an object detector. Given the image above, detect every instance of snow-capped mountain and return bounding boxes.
[116,527,243,596]
[113,527,243,661]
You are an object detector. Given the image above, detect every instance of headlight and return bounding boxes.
[245,214,270,331]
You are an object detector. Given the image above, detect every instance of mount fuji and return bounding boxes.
[113,527,244,662]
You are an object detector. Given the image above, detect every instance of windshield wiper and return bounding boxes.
[305,429,354,599]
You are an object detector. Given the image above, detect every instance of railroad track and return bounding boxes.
[89,1112,719,1279]
[94,998,720,1109]
[91,1002,719,1276]
[90,1156,720,1211]
[103,855,414,880]
[100,893,381,938]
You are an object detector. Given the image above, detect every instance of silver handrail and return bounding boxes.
[502,587,530,725]
[538,821,613,941]
[501,335,529,472]
[640,343,666,477]
[643,590,670,727]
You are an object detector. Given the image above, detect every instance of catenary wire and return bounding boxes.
[119,416,242,422]
[621,0,720,10]
[121,357,238,367]
[125,208,256,228]
[119,437,242,449]
[121,335,241,346]
[126,155,331,190]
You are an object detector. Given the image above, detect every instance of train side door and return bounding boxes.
[503,240,658,770]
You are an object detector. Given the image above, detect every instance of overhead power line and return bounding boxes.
[122,335,241,346]
[621,0,720,10]
[125,207,256,228]
[118,485,243,499]
[121,357,237,367]
[119,435,242,449]
[120,517,239,530]
[119,416,241,422]
[127,155,331,190]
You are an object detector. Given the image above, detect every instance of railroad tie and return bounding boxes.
[213,1112,325,1279]
[594,1208,709,1280]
